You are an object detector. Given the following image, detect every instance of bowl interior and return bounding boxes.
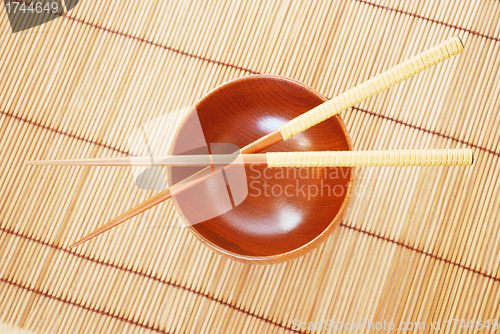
[169,75,352,259]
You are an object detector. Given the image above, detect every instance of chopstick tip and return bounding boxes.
[26,160,46,165]
[68,242,79,249]
[69,239,86,249]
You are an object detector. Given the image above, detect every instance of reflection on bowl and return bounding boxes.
[168,75,353,264]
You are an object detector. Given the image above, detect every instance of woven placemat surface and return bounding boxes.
[1,1,499,333]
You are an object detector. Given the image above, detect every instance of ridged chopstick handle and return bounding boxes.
[278,36,464,140]
[266,149,473,167]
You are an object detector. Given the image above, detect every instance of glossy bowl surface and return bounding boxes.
[168,75,353,264]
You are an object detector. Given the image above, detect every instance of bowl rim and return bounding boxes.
[168,74,354,264]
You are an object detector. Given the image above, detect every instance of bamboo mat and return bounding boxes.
[1,0,500,333]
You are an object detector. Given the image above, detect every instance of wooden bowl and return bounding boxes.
[168,75,353,264]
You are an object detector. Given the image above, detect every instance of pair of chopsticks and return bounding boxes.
[29,150,473,167]
[28,36,471,248]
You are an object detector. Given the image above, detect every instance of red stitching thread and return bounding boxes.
[10,0,500,44]
[4,104,498,159]
[0,227,303,333]
[57,1,498,67]
[62,17,259,74]
[1,110,129,155]
[352,107,499,157]
[340,223,500,282]
[0,277,174,334]
[354,0,500,43]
